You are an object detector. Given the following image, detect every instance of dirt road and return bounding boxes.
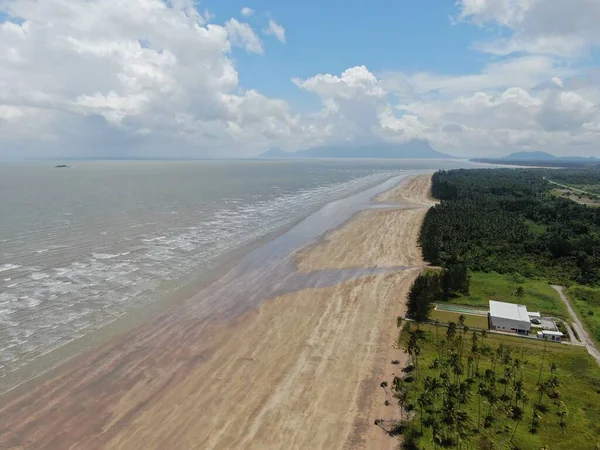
[552,285,600,366]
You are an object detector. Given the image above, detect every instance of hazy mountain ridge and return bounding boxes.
[471,151,600,167]
[258,140,455,159]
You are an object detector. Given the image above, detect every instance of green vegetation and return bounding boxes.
[429,310,489,329]
[450,272,568,319]
[390,168,600,448]
[390,324,600,449]
[546,170,600,195]
[421,169,600,286]
[407,265,470,322]
[567,285,600,344]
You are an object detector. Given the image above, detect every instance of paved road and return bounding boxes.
[552,285,600,366]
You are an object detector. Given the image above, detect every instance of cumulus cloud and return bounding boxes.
[0,0,304,157]
[0,0,599,159]
[459,0,600,56]
[225,18,263,54]
[240,7,254,17]
[294,63,600,157]
[264,20,286,43]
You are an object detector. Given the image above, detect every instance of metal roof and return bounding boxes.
[489,300,530,322]
[539,330,563,336]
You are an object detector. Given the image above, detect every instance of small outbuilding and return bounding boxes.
[537,330,563,342]
[489,300,532,334]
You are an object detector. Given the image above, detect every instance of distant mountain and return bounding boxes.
[504,151,557,160]
[258,139,455,159]
[259,148,289,158]
[471,151,600,168]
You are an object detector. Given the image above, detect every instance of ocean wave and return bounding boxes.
[0,167,405,388]
[30,272,50,281]
[92,251,130,260]
[0,264,21,273]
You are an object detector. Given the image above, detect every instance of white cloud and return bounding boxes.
[295,63,600,157]
[0,0,302,157]
[459,0,600,56]
[241,7,254,17]
[387,56,572,97]
[225,18,263,54]
[264,19,286,43]
[0,0,599,159]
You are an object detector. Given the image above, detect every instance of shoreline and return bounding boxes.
[0,171,408,398]
[0,173,435,449]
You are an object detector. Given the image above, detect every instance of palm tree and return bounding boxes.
[417,393,430,434]
[501,367,511,400]
[397,389,409,422]
[467,354,474,379]
[537,335,549,384]
[405,332,422,379]
[515,286,525,300]
[477,382,485,431]
[449,351,463,384]
[434,318,440,346]
[446,321,458,348]
[556,401,568,435]
[396,315,404,328]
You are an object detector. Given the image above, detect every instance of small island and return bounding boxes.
[54,164,70,168]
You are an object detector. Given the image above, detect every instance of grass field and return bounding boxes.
[552,189,600,207]
[395,324,600,449]
[429,309,489,329]
[567,285,600,345]
[450,272,568,318]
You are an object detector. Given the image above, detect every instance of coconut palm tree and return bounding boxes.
[556,401,568,435]
[537,335,549,384]
[417,392,430,434]
[396,315,404,328]
[404,331,422,379]
[515,286,525,300]
[477,381,485,431]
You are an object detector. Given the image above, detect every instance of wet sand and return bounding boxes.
[0,174,435,450]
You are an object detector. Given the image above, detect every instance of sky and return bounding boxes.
[1,0,600,159]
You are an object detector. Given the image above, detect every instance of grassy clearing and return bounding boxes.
[552,189,600,207]
[567,285,600,345]
[450,272,568,318]
[392,324,600,449]
[429,309,489,329]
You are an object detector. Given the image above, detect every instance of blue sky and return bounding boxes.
[214,0,487,108]
[1,0,600,158]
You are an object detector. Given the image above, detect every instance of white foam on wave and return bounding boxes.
[141,236,167,243]
[0,264,21,273]
[30,272,50,281]
[36,249,49,254]
[92,253,121,260]
[0,168,405,388]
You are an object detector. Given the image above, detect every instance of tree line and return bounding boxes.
[420,169,600,285]
[406,265,470,322]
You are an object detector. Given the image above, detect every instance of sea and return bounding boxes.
[0,159,472,393]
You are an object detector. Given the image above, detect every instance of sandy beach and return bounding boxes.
[0,174,435,450]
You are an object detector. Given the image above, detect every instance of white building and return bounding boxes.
[489,300,532,334]
[537,330,563,342]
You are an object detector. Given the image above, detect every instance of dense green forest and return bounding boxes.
[420,169,600,286]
